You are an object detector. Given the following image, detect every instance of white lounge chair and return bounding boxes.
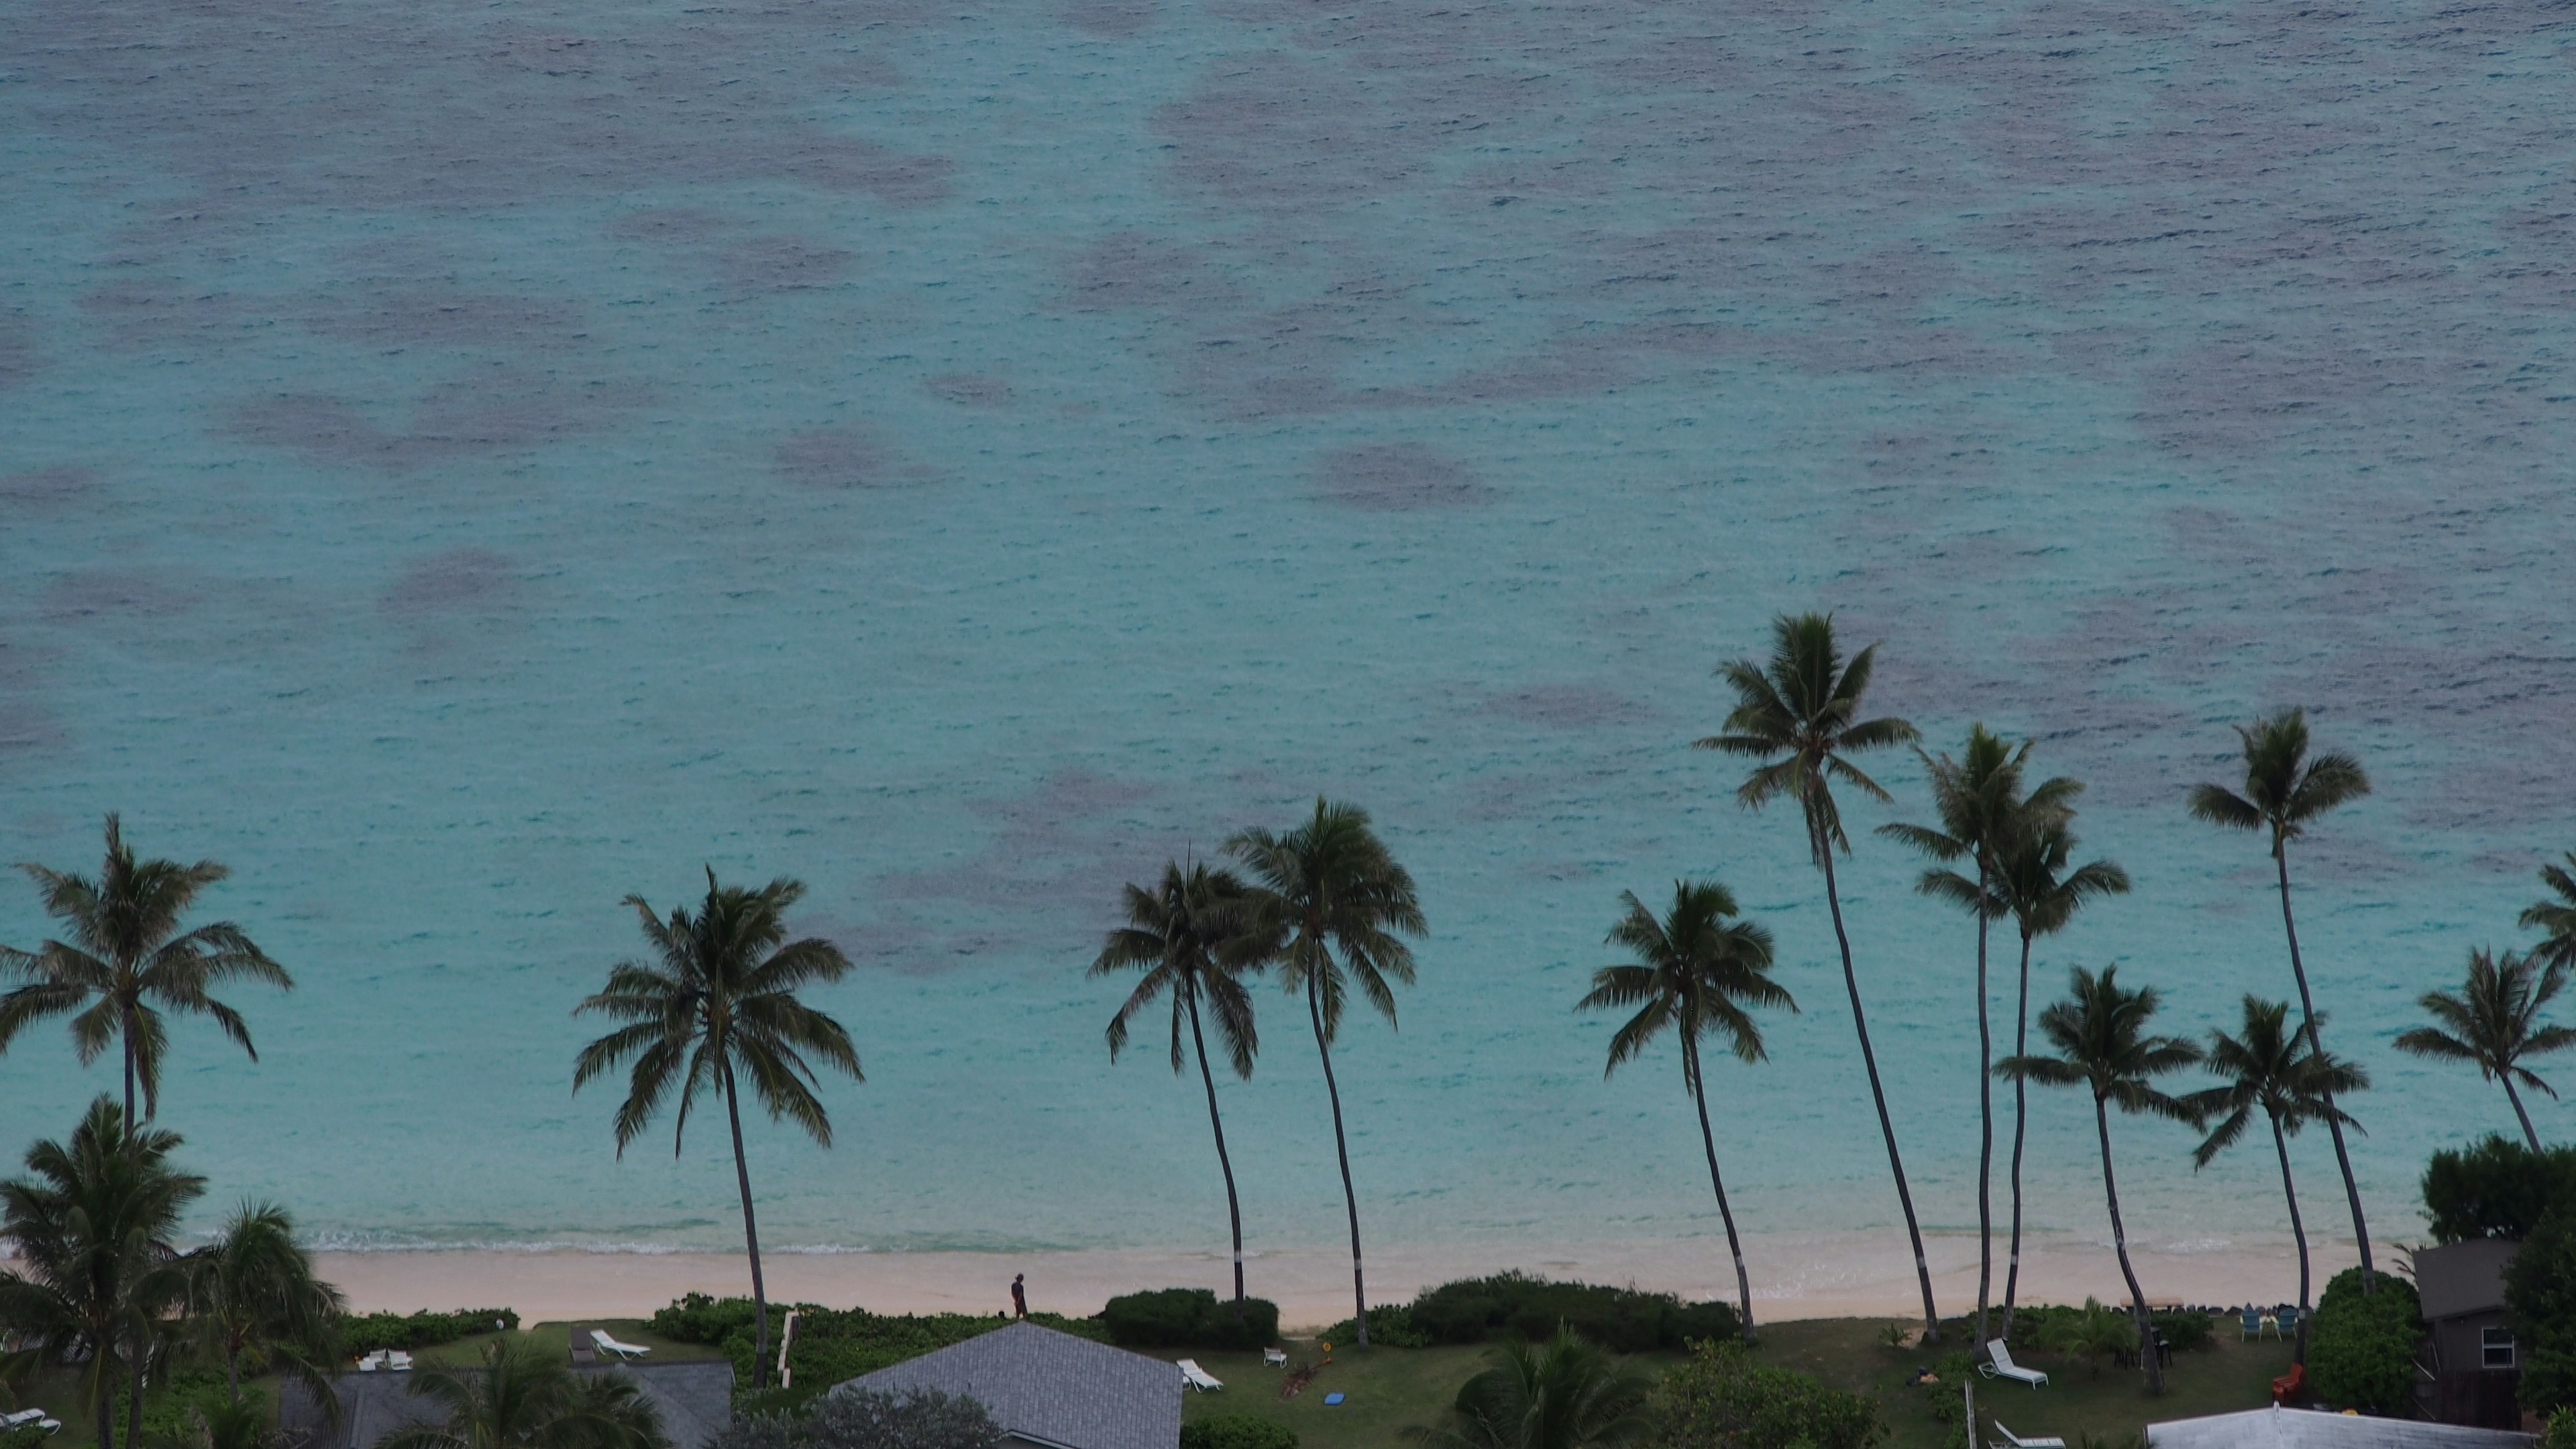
[1992,1426,2065,1449]
[1178,1359,1224,1393]
[388,1352,413,1371]
[591,1330,651,1361]
[355,1350,388,1373]
[1978,1340,2049,1388]
[1263,1348,1287,1367]
[3,1410,62,1435]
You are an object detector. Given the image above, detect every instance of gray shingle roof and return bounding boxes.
[833,1323,1180,1449]
[2417,1240,2520,1322]
[280,1361,735,1449]
[2149,1407,2534,1449]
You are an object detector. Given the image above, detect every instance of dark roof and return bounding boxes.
[834,1322,1180,1449]
[280,1361,735,1449]
[2149,1407,2531,1449]
[2418,1240,2521,1322]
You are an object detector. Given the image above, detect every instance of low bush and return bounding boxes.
[1,1426,54,1449]
[2013,1300,2143,1372]
[133,1371,234,1446]
[1179,1415,1299,1449]
[1099,1289,1281,1351]
[650,1295,1110,1398]
[712,1388,1001,1449]
[2152,1310,2214,1354]
[2308,1267,2423,1414]
[1318,1304,1432,1349]
[2512,1206,2576,1412]
[1401,1272,1739,1353]
[2426,1135,2576,1244]
[340,1307,521,1353]
[1653,1340,1884,1449]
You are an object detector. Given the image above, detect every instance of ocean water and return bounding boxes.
[3,0,2574,1285]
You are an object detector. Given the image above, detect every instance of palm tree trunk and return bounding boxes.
[2273,846,2374,1292]
[1684,1035,1756,1336]
[1183,988,1250,1306]
[96,1362,115,1449]
[720,1060,772,1389]
[126,1344,145,1449]
[1307,976,1369,1347]
[2002,930,2034,1338]
[227,1340,242,1403]
[2092,1095,2161,1395]
[1818,839,1939,1340]
[123,999,138,1127]
[1974,861,1994,1350]
[2504,1075,2540,1152]
[2270,1114,2312,1367]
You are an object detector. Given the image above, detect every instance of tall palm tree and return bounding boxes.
[187,1199,346,1403]
[2396,948,2575,1150]
[2188,708,2377,1288]
[1696,612,1932,1336]
[2524,854,2576,971]
[0,1095,205,1449]
[1998,966,2201,1393]
[1579,881,1795,1333]
[2186,997,2365,1366]
[1226,798,1426,1347]
[1879,726,2077,1347]
[572,869,862,1389]
[0,816,291,1124]
[1406,1324,1656,1449]
[1988,810,2129,1335]
[379,1337,666,1449]
[1091,859,1269,1307]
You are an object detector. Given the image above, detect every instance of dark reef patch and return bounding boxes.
[1309,443,1493,512]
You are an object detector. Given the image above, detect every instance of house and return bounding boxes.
[831,1322,1181,1449]
[2416,1238,2525,1429]
[2147,1406,2530,1449]
[279,1360,735,1449]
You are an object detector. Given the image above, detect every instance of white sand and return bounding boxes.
[314,1230,2365,1330]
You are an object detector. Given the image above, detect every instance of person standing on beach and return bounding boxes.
[1011,1274,1028,1319]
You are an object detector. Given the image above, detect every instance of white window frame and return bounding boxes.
[2481,1325,2516,1371]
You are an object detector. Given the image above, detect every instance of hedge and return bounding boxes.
[649,1294,1110,1398]
[2510,1205,2576,1412]
[1179,1415,1299,1449]
[2308,1267,2423,1414]
[1400,1272,1741,1353]
[341,1308,521,1354]
[1099,1289,1280,1351]
[1654,1340,1884,1449]
[2427,1136,2576,1244]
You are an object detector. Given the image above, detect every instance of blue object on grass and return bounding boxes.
[1324,1393,1345,1407]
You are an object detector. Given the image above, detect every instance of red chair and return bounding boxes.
[2272,1363,2308,1405]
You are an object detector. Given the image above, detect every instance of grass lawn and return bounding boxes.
[1171,1318,2296,1449]
[415,1318,731,1369]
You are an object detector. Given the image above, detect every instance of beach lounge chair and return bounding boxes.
[2240,1307,2262,1340]
[1991,1425,2066,1449]
[2275,1307,2300,1340]
[388,1352,413,1371]
[1178,1359,1224,1393]
[1978,1340,2049,1388]
[1263,1348,1288,1366]
[591,1330,651,1361]
[356,1350,389,1373]
[3,1410,62,1435]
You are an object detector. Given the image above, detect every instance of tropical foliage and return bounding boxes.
[1407,1325,1654,1449]
[573,869,863,1389]
[1651,1340,1884,1449]
[1179,1416,1299,1449]
[2307,1267,2422,1415]
[648,1294,1106,1399]
[186,1199,345,1401]
[2396,947,2575,1150]
[1401,1273,1739,1353]
[2424,1136,2576,1242]
[2528,855,2576,972]
[2511,1209,2576,1414]
[377,1337,665,1449]
[1099,1288,1280,1350]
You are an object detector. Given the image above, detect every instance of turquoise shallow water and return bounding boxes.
[2,0,2574,1270]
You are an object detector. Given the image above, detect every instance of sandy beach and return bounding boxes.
[313,1230,2367,1330]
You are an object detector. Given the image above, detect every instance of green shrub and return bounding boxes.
[2010,1301,2138,1370]
[650,1295,1110,1401]
[1398,1272,1740,1353]
[2426,1136,2576,1244]
[1,1426,54,1449]
[1318,1304,1432,1349]
[339,1307,520,1353]
[1099,1289,1280,1351]
[2308,1267,2423,1413]
[2151,1310,2214,1354]
[133,1371,235,1445]
[2513,1206,2576,1412]
[2545,1408,2576,1449]
[1179,1415,1299,1449]
[1654,1340,1884,1449]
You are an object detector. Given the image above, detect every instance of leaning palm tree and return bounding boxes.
[1696,612,1933,1336]
[2524,854,2576,971]
[1579,881,1794,1333]
[0,1095,205,1449]
[2186,997,2365,1366]
[1091,859,1269,1306]
[1988,809,2129,1334]
[1878,725,2077,1347]
[0,816,291,1124]
[187,1199,346,1403]
[1406,1324,1655,1449]
[379,1337,666,1449]
[1226,798,1426,1347]
[1998,966,2201,1393]
[2188,708,2376,1287]
[572,869,862,1390]
[2396,948,2575,1150]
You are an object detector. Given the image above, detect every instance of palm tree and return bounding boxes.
[1878,725,2078,1347]
[1405,1324,1655,1449]
[0,1095,205,1449]
[1697,612,1932,1336]
[2396,948,2575,1150]
[1091,859,1269,1307]
[187,1199,346,1403]
[379,1337,666,1449]
[2524,853,2576,971]
[1997,966,2201,1393]
[0,816,291,1124]
[1226,798,1426,1347]
[2186,996,2365,1366]
[1579,881,1795,1334]
[1988,810,2129,1335]
[572,869,862,1390]
[2188,708,2377,1288]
